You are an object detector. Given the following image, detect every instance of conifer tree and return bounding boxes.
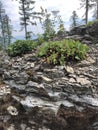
[92,0,98,19]
[57,15,65,37]
[3,15,12,46]
[42,9,55,41]
[0,1,12,48]
[0,1,6,47]
[18,0,42,39]
[70,11,79,28]
[95,0,98,19]
[51,10,65,37]
[80,0,94,24]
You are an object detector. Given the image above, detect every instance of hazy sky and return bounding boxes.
[3,0,87,40]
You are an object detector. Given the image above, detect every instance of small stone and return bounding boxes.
[30,63,35,68]
[16,58,22,62]
[3,71,11,80]
[80,57,95,66]
[61,100,74,107]
[65,66,74,74]
[76,77,91,85]
[26,81,39,87]
[7,106,18,115]
[69,78,76,83]
[87,57,95,64]
[20,124,27,130]
[41,76,53,83]
[26,127,31,130]
[7,124,15,130]
[0,85,11,96]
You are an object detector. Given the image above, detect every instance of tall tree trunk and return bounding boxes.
[6,17,11,45]
[96,0,98,19]
[1,16,6,48]
[85,0,89,24]
[24,21,27,39]
[22,0,28,39]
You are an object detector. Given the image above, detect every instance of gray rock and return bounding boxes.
[3,71,12,80]
[20,124,27,130]
[26,81,42,93]
[44,68,65,78]
[20,96,59,113]
[64,66,74,74]
[0,84,11,97]
[4,80,26,91]
[69,25,86,35]
[82,96,98,106]
[82,40,92,44]
[83,34,93,41]
[66,35,83,41]
[92,122,98,130]
[76,77,91,85]
[69,78,76,83]
[7,124,15,130]
[61,100,74,107]
[37,75,53,83]
[7,106,18,115]
[13,72,29,85]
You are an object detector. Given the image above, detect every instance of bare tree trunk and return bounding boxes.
[85,0,89,24]
[96,0,98,19]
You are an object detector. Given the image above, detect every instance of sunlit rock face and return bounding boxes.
[0,41,98,129]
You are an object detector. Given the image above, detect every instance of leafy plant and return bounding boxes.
[37,34,44,45]
[87,19,98,26]
[0,45,3,50]
[7,40,34,56]
[37,39,89,65]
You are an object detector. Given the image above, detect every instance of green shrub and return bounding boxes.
[43,31,56,41]
[87,21,95,26]
[37,35,44,44]
[87,19,98,26]
[7,40,34,56]
[37,39,89,65]
[0,45,3,51]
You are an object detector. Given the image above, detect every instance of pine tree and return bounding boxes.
[96,0,98,19]
[80,0,94,24]
[42,9,55,41]
[3,15,12,46]
[92,0,98,19]
[0,1,12,48]
[57,15,65,37]
[18,0,42,39]
[51,10,65,37]
[0,1,6,47]
[70,11,79,28]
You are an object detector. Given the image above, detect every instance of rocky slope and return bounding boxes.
[0,41,98,130]
[67,21,98,45]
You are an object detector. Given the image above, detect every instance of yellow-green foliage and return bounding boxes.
[37,39,89,65]
[87,19,98,26]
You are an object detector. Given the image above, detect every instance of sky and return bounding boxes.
[2,0,91,40]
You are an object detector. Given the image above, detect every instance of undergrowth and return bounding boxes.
[37,39,89,65]
[7,39,89,65]
[7,40,41,56]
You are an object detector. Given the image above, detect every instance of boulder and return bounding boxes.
[69,22,98,44]
[69,25,87,36]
